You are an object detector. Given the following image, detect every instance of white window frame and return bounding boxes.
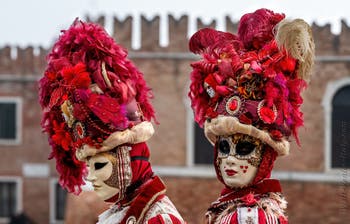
[0,97,22,145]
[322,77,350,173]
[49,178,66,224]
[185,103,195,168]
[0,176,23,224]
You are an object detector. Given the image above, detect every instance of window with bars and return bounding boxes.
[0,181,17,218]
[331,85,350,169]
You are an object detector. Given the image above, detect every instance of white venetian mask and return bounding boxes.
[86,153,120,201]
[217,134,263,188]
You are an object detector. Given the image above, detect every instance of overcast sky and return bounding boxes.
[0,0,349,49]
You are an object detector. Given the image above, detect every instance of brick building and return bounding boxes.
[0,15,349,224]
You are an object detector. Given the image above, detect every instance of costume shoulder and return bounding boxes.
[146,213,185,224]
[143,196,185,223]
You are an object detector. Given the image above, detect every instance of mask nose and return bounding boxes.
[86,168,97,182]
[225,155,237,166]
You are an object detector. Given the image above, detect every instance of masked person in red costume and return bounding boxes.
[188,9,315,224]
[39,20,185,224]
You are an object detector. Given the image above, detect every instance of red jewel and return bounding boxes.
[257,100,277,124]
[259,107,276,124]
[74,122,85,139]
[229,99,238,111]
[225,96,241,115]
[77,125,83,136]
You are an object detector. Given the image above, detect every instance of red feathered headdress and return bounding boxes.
[39,20,156,194]
[188,8,315,156]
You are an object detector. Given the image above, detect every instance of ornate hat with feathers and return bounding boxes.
[188,8,315,157]
[39,19,156,194]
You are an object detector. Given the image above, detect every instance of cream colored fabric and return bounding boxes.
[97,196,184,224]
[204,116,290,156]
[143,196,185,223]
[76,121,155,161]
[97,204,129,224]
[237,207,259,224]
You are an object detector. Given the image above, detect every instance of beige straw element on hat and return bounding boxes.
[204,116,290,156]
[75,121,155,161]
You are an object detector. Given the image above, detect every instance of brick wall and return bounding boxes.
[0,14,349,223]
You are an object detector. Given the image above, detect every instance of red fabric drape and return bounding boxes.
[129,142,153,184]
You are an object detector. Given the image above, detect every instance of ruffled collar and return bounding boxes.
[209,179,282,210]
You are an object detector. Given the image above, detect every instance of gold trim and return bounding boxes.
[136,189,167,224]
[61,100,75,128]
[101,61,112,88]
[126,216,137,224]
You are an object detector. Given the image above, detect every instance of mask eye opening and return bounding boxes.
[218,137,231,155]
[94,162,108,170]
[235,141,256,156]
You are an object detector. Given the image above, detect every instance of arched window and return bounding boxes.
[331,85,350,169]
[324,78,350,171]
